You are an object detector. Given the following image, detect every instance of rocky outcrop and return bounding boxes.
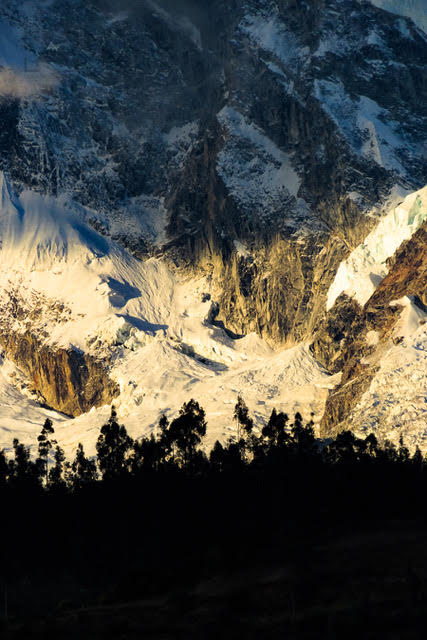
[0,331,119,417]
[209,232,356,345]
[319,223,427,437]
[309,294,363,373]
[165,118,375,344]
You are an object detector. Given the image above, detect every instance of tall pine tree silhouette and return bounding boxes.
[96,406,133,480]
[37,418,56,486]
[9,439,42,489]
[69,443,98,489]
[48,445,66,491]
[234,396,253,440]
[165,399,207,468]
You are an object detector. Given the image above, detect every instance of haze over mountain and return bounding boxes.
[0,0,425,454]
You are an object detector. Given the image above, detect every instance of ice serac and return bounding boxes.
[327,186,427,310]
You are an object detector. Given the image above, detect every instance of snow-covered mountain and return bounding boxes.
[0,171,332,456]
[0,0,425,454]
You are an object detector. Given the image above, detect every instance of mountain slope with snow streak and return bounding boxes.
[320,218,427,451]
[327,186,427,310]
[350,296,427,449]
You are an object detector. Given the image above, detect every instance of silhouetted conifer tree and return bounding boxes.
[0,449,8,489]
[158,414,169,437]
[165,399,207,468]
[398,435,410,463]
[364,433,378,458]
[234,396,253,439]
[96,406,133,480]
[157,414,173,463]
[37,418,56,486]
[325,431,360,465]
[412,446,424,469]
[68,443,98,490]
[48,445,66,491]
[221,439,246,473]
[8,439,42,489]
[290,413,317,458]
[262,409,289,447]
[379,439,398,464]
[210,440,225,472]
[132,435,164,473]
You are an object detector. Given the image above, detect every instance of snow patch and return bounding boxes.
[315,79,413,177]
[366,330,380,346]
[240,7,301,66]
[233,240,250,258]
[389,296,427,341]
[106,11,129,26]
[115,194,169,248]
[163,121,199,171]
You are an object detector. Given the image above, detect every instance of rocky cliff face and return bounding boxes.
[0,331,119,417]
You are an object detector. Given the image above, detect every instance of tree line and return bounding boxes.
[2,397,427,638]
[0,395,424,493]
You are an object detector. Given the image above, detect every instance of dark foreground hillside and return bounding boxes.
[5,515,427,639]
[2,406,427,639]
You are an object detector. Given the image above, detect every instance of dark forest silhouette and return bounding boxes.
[2,397,427,638]
[1,396,424,490]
